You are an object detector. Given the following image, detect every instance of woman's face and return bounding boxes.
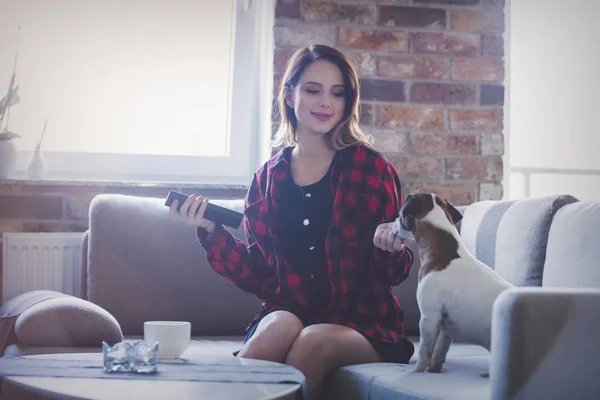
[286,60,346,139]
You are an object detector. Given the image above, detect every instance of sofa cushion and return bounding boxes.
[493,195,578,286]
[393,256,420,337]
[460,200,515,269]
[87,194,263,336]
[323,363,409,400]
[15,293,123,347]
[370,355,491,400]
[1,290,66,354]
[543,201,600,288]
[324,340,490,400]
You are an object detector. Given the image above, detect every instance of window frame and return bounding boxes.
[11,0,275,184]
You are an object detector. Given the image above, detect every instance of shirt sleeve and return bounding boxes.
[196,172,277,300]
[372,161,414,286]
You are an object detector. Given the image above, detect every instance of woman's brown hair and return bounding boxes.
[272,44,372,149]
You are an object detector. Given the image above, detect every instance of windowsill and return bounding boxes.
[0,178,249,191]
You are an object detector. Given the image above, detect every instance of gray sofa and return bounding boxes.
[4,193,600,399]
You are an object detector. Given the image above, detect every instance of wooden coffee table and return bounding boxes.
[1,353,302,400]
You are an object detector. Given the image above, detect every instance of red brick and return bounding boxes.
[415,0,480,5]
[450,108,503,131]
[360,79,406,102]
[482,35,504,57]
[451,10,504,32]
[410,82,476,105]
[480,133,504,155]
[359,102,374,125]
[275,22,336,47]
[452,59,504,82]
[411,32,479,57]
[371,130,408,153]
[378,105,445,130]
[450,10,504,32]
[0,195,63,219]
[409,182,477,205]
[275,0,301,19]
[446,156,503,180]
[379,6,446,29]
[339,27,406,52]
[409,132,477,155]
[347,52,377,76]
[304,1,375,24]
[388,156,444,180]
[378,56,448,79]
[480,84,504,105]
[483,0,504,10]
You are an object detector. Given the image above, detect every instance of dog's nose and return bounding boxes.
[400,214,415,231]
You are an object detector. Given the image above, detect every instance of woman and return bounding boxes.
[170,44,414,398]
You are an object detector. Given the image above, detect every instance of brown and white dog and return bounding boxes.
[392,193,513,373]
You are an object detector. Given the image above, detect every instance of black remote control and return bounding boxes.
[165,190,244,229]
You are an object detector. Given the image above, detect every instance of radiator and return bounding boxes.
[2,232,85,303]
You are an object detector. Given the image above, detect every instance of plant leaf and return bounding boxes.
[5,84,18,105]
[10,93,20,107]
[0,95,6,117]
[0,85,20,119]
[0,131,21,140]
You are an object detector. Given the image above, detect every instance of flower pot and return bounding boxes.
[0,139,17,179]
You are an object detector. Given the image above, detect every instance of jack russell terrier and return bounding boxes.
[392,193,514,373]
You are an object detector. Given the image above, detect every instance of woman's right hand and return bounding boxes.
[169,194,216,233]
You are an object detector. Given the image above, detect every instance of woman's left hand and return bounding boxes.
[373,222,405,252]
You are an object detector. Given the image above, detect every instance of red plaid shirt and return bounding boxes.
[197,143,414,343]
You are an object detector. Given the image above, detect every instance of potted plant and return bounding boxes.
[0,32,21,179]
[0,86,20,179]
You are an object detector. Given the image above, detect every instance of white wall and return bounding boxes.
[507,0,600,201]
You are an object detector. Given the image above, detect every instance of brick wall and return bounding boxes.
[274,0,506,205]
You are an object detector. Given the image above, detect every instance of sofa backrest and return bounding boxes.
[543,201,600,288]
[459,195,578,286]
[87,194,262,336]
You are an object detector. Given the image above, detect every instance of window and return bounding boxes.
[0,0,275,183]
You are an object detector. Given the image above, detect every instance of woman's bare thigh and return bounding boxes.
[236,310,304,363]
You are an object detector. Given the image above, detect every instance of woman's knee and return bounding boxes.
[255,311,304,341]
[238,311,303,361]
[285,325,331,364]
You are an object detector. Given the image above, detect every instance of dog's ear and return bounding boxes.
[445,199,463,225]
[402,194,420,216]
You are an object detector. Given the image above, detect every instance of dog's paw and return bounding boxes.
[413,363,428,373]
[428,363,443,373]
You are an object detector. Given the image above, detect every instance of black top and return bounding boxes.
[277,157,334,310]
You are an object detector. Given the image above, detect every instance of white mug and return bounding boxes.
[143,321,191,359]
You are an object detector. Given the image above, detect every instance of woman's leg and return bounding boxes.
[285,324,383,398]
[236,310,304,363]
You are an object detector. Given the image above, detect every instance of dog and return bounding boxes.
[392,193,514,373]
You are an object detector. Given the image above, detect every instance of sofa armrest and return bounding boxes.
[491,287,600,400]
[80,230,89,300]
